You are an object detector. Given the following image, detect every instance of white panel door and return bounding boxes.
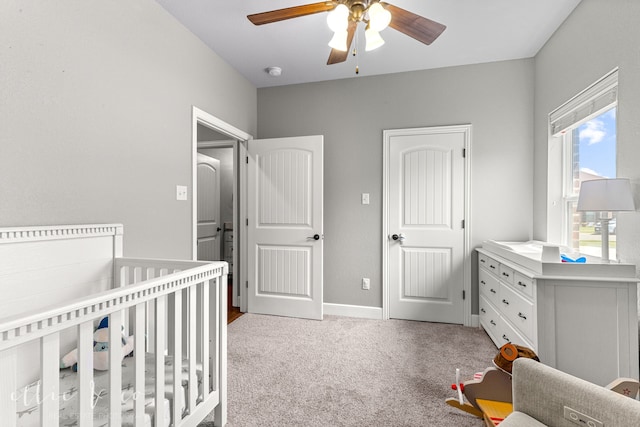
[388,127,467,323]
[197,153,221,261]
[248,136,323,320]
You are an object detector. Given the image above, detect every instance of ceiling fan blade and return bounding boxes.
[381,3,446,45]
[248,2,336,25]
[327,20,357,65]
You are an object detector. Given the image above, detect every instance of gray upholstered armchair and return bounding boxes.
[500,358,640,427]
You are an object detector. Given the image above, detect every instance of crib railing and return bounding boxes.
[0,258,227,427]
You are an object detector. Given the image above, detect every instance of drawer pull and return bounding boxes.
[502,272,510,278]
[517,281,527,288]
[490,265,496,269]
[502,299,509,305]
[518,312,527,320]
[481,308,486,314]
[490,320,497,326]
[490,288,497,294]
[480,259,486,263]
[502,334,510,341]
[480,280,486,285]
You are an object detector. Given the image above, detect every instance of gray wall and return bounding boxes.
[534,0,640,278]
[258,59,535,311]
[0,0,257,259]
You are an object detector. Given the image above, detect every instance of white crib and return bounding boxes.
[0,224,227,426]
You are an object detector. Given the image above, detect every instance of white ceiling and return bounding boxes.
[155,0,581,88]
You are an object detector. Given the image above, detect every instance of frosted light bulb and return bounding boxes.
[368,2,391,32]
[327,4,349,32]
[328,30,348,51]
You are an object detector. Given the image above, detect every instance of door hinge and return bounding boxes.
[462,290,466,300]
[246,281,248,288]
[461,219,465,229]
[246,218,249,226]
[462,148,466,158]
[246,156,249,164]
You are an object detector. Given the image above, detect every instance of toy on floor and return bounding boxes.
[445,343,539,418]
[60,316,134,371]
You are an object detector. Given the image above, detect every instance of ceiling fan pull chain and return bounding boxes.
[354,27,359,75]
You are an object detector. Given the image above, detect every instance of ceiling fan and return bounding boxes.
[247,1,446,66]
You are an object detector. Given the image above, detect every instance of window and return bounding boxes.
[563,107,617,256]
[548,69,618,258]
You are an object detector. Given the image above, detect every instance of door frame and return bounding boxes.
[382,124,472,326]
[192,106,253,312]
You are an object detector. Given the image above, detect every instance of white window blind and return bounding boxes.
[549,68,618,136]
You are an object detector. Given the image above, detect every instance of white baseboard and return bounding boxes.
[470,314,479,328]
[323,304,480,324]
[323,303,383,320]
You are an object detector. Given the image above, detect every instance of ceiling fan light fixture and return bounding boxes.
[328,30,349,51]
[368,2,391,32]
[327,4,349,32]
[365,24,385,51]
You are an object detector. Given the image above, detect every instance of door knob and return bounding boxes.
[390,233,406,242]
[307,234,321,241]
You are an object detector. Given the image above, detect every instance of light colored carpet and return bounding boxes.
[201,314,498,426]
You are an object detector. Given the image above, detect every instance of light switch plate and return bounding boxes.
[362,193,370,205]
[176,185,188,201]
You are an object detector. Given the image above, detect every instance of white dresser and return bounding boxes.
[477,241,639,386]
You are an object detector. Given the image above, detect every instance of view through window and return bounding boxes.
[566,107,617,257]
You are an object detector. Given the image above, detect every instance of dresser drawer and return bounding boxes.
[479,253,499,275]
[479,268,500,307]
[514,271,534,298]
[499,283,534,341]
[499,264,515,285]
[496,315,533,349]
[479,295,502,341]
[480,295,532,349]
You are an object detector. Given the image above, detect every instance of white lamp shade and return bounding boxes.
[577,178,635,212]
[328,30,348,51]
[365,26,385,51]
[327,4,349,32]
[368,2,391,32]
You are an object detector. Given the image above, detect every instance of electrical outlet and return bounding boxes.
[362,278,370,290]
[563,406,603,427]
[176,185,188,201]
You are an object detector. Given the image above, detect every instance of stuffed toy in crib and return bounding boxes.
[60,317,135,371]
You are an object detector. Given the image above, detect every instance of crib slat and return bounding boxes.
[133,302,146,427]
[78,321,94,427]
[41,333,60,427]
[154,295,166,427]
[108,311,123,426]
[214,274,228,427]
[171,289,183,424]
[201,281,210,397]
[167,293,175,357]
[0,347,17,427]
[210,277,219,392]
[188,285,197,412]
[141,267,152,353]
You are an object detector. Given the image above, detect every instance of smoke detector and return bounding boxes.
[266,66,282,77]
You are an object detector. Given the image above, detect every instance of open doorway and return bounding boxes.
[192,107,252,321]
